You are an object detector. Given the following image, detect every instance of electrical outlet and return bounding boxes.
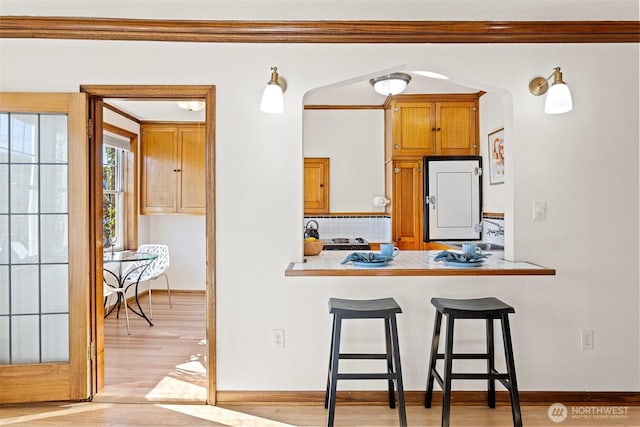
[581,329,594,350]
[533,200,547,221]
[272,328,285,350]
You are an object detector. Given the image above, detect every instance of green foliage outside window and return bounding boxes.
[103,146,118,245]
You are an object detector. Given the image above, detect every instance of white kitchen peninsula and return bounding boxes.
[285,250,555,276]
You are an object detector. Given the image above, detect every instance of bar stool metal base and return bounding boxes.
[424,297,522,427]
[325,297,407,427]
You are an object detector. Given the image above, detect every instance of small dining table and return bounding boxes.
[103,251,158,326]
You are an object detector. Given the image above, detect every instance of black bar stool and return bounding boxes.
[424,297,522,427]
[325,297,407,427]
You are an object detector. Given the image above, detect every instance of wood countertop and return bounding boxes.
[285,250,555,277]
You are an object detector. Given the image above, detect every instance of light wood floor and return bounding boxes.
[96,290,207,403]
[2,293,638,426]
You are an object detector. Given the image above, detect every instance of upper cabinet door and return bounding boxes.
[304,158,330,214]
[140,125,178,213]
[425,156,482,241]
[435,101,478,156]
[0,93,91,404]
[394,102,435,156]
[176,125,206,214]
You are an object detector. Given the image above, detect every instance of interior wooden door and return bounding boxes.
[0,93,90,403]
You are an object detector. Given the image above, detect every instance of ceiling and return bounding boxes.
[107,69,479,121]
[106,100,207,122]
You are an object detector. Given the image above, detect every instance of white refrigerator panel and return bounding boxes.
[426,158,481,241]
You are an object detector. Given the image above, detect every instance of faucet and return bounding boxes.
[481,219,504,236]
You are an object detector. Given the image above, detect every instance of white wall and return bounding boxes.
[480,93,506,213]
[1,39,638,394]
[303,109,385,212]
[143,216,206,290]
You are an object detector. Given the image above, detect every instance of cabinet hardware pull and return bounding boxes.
[173,169,182,172]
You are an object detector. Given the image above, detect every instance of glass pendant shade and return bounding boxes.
[544,83,573,114]
[177,101,205,112]
[260,83,284,114]
[372,78,408,96]
[370,72,412,96]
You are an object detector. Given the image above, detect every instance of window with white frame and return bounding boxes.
[102,133,128,251]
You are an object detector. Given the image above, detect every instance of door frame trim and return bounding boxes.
[80,85,216,404]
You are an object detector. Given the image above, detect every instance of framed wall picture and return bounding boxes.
[488,128,505,185]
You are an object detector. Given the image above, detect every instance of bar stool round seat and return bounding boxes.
[425,297,522,427]
[325,297,407,427]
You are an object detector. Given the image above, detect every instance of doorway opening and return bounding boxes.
[80,85,216,405]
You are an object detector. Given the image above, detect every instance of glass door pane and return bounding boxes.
[0,112,70,365]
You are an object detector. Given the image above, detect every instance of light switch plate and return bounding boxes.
[533,201,547,221]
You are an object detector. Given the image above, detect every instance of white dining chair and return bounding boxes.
[124,243,172,320]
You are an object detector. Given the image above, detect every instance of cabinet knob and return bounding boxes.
[416,167,421,173]
[394,144,399,149]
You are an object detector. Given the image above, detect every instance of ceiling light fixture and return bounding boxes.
[177,101,205,112]
[529,67,573,114]
[260,66,287,114]
[369,72,412,96]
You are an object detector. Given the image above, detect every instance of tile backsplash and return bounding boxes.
[304,215,391,242]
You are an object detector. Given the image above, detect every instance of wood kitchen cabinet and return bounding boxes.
[386,158,425,250]
[140,123,205,215]
[304,157,330,214]
[385,94,479,160]
[384,94,480,248]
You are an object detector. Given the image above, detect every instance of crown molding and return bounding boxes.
[1,17,638,43]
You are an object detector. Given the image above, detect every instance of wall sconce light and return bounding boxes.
[177,101,205,112]
[369,72,412,96]
[260,66,287,114]
[529,67,573,114]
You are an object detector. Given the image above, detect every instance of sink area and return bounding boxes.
[442,241,504,260]
[471,242,503,251]
[439,241,504,254]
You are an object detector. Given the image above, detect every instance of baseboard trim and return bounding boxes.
[216,391,640,406]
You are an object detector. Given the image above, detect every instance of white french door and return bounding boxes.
[0,93,90,403]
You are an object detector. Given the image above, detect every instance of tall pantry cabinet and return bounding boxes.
[384,94,480,249]
[140,123,206,215]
